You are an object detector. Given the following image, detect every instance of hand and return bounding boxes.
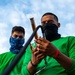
[34,37,58,57]
[30,44,45,65]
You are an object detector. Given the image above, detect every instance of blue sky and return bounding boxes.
[0,0,75,54]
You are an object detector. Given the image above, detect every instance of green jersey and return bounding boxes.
[22,36,75,75]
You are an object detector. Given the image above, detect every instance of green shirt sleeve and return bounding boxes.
[0,52,16,74]
[21,45,32,75]
[66,36,75,75]
[67,59,75,75]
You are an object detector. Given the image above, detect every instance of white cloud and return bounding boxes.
[0,0,75,54]
[9,11,21,25]
[0,36,9,54]
[64,23,75,35]
[59,23,75,36]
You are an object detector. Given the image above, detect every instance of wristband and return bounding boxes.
[30,60,37,67]
[53,50,60,59]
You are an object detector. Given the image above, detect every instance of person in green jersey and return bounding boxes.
[22,12,75,75]
[0,26,25,75]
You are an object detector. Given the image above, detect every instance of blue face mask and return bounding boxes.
[9,36,25,54]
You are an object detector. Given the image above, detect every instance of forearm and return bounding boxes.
[53,50,72,70]
[27,61,37,75]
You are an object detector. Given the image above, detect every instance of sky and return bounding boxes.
[0,0,75,54]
